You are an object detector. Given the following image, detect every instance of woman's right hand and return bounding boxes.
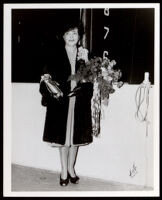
[41,74,52,82]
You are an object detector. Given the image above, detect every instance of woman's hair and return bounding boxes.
[57,20,84,41]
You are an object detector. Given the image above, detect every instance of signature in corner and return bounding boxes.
[129,163,138,178]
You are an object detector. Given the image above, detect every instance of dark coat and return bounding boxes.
[39,45,93,145]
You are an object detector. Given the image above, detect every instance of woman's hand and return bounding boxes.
[40,74,52,82]
[68,82,93,98]
[68,86,81,97]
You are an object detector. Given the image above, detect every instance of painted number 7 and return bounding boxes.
[104,26,109,40]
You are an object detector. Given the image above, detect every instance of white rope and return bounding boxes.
[135,79,152,187]
[135,82,151,136]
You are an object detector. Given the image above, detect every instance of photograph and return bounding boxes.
[3,3,160,197]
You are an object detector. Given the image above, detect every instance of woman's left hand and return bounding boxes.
[68,86,81,97]
[68,82,93,97]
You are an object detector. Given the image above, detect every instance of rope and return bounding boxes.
[135,83,151,129]
[135,81,152,187]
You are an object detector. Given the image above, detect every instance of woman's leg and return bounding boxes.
[68,146,79,177]
[59,146,69,179]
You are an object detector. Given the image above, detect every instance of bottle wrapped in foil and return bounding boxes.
[41,74,63,98]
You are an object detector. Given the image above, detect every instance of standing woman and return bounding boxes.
[39,20,93,186]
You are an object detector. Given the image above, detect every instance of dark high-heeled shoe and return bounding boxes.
[60,175,69,186]
[68,173,80,184]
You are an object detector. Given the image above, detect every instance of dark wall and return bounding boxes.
[92,8,154,84]
[12,9,80,83]
[12,8,154,84]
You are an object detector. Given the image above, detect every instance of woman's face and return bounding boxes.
[63,28,80,47]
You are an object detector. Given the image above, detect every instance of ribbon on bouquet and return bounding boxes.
[91,79,101,137]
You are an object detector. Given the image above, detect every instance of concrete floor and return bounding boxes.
[12,164,153,191]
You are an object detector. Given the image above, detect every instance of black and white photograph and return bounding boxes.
[3,3,160,197]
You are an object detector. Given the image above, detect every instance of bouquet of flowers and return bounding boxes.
[69,46,124,137]
[69,49,123,100]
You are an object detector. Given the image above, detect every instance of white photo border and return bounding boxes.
[3,3,160,197]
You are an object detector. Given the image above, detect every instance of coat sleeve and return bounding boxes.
[39,47,63,106]
[70,82,93,100]
[79,82,93,99]
[39,67,53,107]
[39,81,52,106]
[39,54,55,106]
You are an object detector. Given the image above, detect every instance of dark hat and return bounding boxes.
[56,18,84,40]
